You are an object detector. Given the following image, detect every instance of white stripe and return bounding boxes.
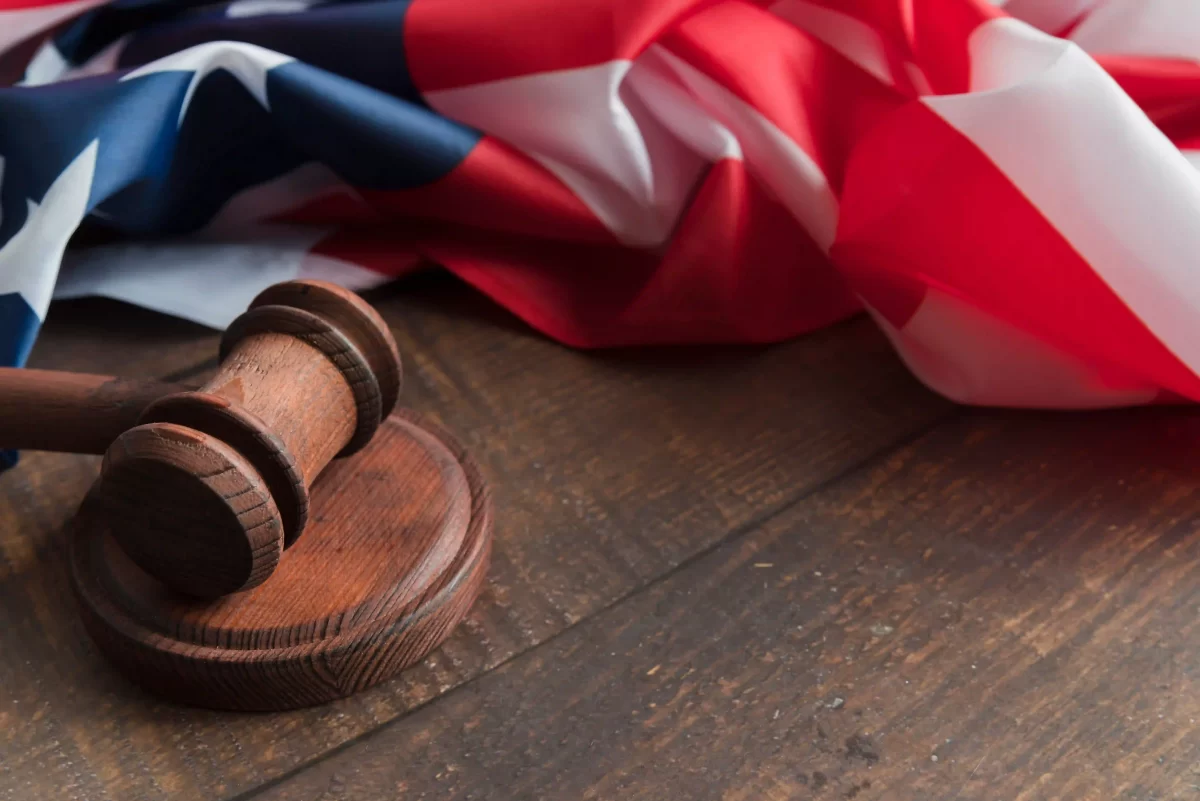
[425,49,836,250]
[868,288,1157,408]
[923,17,1200,380]
[1069,0,1200,60]
[54,159,374,327]
[768,0,893,85]
[203,162,365,234]
[624,58,742,163]
[0,142,98,320]
[53,225,345,328]
[999,0,1103,35]
[425,60,708,248]
[296,251,392,290]
[645,46,838,251]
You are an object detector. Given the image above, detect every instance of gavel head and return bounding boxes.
[80,281,402,599]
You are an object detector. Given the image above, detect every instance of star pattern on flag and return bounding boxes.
[120,40,293,126]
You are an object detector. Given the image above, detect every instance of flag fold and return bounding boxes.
[3,0,1200,408]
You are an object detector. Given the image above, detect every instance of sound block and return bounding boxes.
[68,410,492,711]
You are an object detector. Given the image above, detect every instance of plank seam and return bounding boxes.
[227,404,964,801]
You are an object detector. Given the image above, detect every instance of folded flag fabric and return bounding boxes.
[4,0,1200,409]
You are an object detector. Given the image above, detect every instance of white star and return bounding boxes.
[120,41,294,127]
[0,141,99,319]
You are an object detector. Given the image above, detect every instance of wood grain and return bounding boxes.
[0,370,183,455]
[90,423,287,599]
[51,280,407,598]
[243,280,404,443]
[0,298,223,801]
[0,276,949,800]
[72,411,490,711]
[256,407,1200,801]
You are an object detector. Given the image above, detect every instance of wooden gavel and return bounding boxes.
[0,280,401,599]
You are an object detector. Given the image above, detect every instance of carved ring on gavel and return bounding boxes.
[2,280,402,599]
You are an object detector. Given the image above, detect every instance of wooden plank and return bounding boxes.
[0,298,219,801]
[0,275,950,800]
[255,407,1200,801]
[28,297,219,377]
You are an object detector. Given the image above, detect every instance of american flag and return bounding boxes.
[3,0,1200,408]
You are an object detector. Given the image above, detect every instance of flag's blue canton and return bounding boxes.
[268,62,473,187]
[98,69,302,235]
[53,0,222,66]
[121,1,423,103]
[95,61,478,233]
[0,6,480,470]
[48,0,423,105]
[2,19,477,241]
[0,72,190,244]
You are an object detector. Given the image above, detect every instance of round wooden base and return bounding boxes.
[68,411,492,711]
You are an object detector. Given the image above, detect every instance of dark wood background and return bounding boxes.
[2,274,1198,800]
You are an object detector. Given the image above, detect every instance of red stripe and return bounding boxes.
[436,159,856,347]
[308,229,425,278]
[660,0,907,194]
[796,0,918,51]
[360,137,616,245]
[1054,11,1088,39]
[406,0,709,92]
[846,267,926,330]
[652,158,858,341]
[313,157,853,347]
[0,0,87,11]
[766,0,997,93]
[908,0,998,94]
[833,100,1200,400]
[279,136,616,244]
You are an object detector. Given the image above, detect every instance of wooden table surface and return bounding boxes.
[3,274,1199,801]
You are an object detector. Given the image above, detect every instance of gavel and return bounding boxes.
[0,280,402,599]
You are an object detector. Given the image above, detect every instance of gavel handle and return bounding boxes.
[0,368,188,455]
